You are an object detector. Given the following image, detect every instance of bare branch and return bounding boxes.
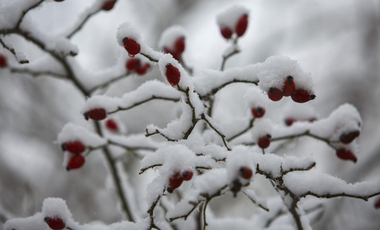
[201,114,231,151]
[227,117,255,142]
[10,67,67,79]
[88,72,131,94]
[139,164,163,175]
[15,0,45,29]
[0,37,29,64]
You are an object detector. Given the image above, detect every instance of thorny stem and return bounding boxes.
[220,37,240,71]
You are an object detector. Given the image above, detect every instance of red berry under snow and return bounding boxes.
[285,118,296,126]
[61,140,85,154]
[182,170,193,181]
[45,217,65,230]
[283,76,295,97]
[258,134,271,149]
[123,38,140,57]
[165,64,181,86]
[235,14,248,37]
[374,196,380,209]
[84,108,107,121]
[102,0,116,11]
[106,119,118,132]
[268,87,283,101]
[66,155,85,171]
[336,148,357,163]
[220,27,233,40]
[0,54,7,68]
[239,166,253,180]
[163,47,181,61]
[136,63,150,75]
[167,172,183,193]
[126,58,140,72]
[174,37,185,54]
[339,130,360,144]
[291,89,315,103]
[251,107,265,118]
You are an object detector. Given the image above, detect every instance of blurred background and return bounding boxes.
[0,0,380,229]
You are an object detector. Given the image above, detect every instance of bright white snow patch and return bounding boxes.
[216,5,249,30]
[42,198,72,221]
[57,123,106,147]
[158,25,187,51]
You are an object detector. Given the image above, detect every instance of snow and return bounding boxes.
[226,146,255,182]
[244,86,268,112]
[81,95,120,114]
[3,213,49,230]
[42,197,72,221]
[158,25,187,51]
[250,118,273,141]
[283,169,380,197]
[216,5,249,31]
[258,56,314,93]
[158,53,192,88]
[57,123,107,147]
[0,0,42,29]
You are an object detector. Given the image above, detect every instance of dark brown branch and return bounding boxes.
[281,162,316,175]
[108,139,156,152]
[141,53,159,62]
[220,37,240,71]
[241,191,269,212]
[88,72,131,93]
[15,0,45,29]
[168,201,202,222]
[67,11,99,38]
[271,130,335,149]
[145,129,178,142]
[10,67,67,79]
[201,79,258,99]
[139,164,163,175]
[148,196,162,230]
[201,114,231,151]
[300,190,380,201]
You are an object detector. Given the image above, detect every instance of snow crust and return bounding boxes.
[158,25,187,51]
[216,5,249,30]
[57,123,106,147]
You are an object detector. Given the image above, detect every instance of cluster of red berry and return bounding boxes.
[219,14,248,39]
[126,58,150,75]
[167,170,193,193]
[162,37,185,61]
[267,76,316,103]
[61,140,86,170]
[230,166,253,196]
[335,130,360,163]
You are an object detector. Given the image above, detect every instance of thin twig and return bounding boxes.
[88,72,131,94]
[227,117,255,142]
[10,67,66,79]
[15,0,45,29]
[140,53,159,62]
[201,79,258,100]
[67,10,99,38]
[0,37,29,64]
[201,114,231,151]
[220,37,240,71]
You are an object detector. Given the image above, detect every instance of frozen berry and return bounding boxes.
[136,63,150,75]
[174,37,185,54]
[182,170,193,181]
[285,118,296,126]
[0,54,7,68]
[102,0,116,11]
[61,140,85,154]
[258,134,271,149]
[239,166,253,180]
[339,130,360,144]
[84,108,107,121]
[126,58,140,72]
[235,14,248,37]
[251,107,265,118]
[268,87,283,101]
[375,196,380,209]
[283,76,295,97]
[291,89,315,103]
[45,217,65,230]
[165,64,181,86]
[106,119,118,132]
[336,148,357,163]
[66,155,85,170]
[123,38,140,57]
[220,27,233,40]
[167,172,183,193]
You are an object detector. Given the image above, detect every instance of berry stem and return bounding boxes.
[220,37,240,71]
[140,53,159,62]
[67,8,100,38]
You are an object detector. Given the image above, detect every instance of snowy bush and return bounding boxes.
[1,1,380,230]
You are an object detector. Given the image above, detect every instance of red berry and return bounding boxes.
[102,0,116,11]
[167,172,183,193]
[339,130,360,144]
[123,38,140,57]
[174,37,185,54]
[0,55,7,68]
[61,140,86,154]
[45,217,65,230]
[182,170,193,181]
[251,107,265,118]
[126,58,140,72]
[66,155,85,170]
[235,14,248,37]
[375,196,380,209]
[258,134,271,149]
[163,47,180,61]
[268,87,283,101]
[285,118,296,126]
[220,27,233,39]
[336,148,357,163]
[84,108,107,121]
[283,76,295,97]
[239,166,253,180]
[291,89,315,103]
[106,119,118,132]
[136,63,150,75]
[165,64,181,86]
